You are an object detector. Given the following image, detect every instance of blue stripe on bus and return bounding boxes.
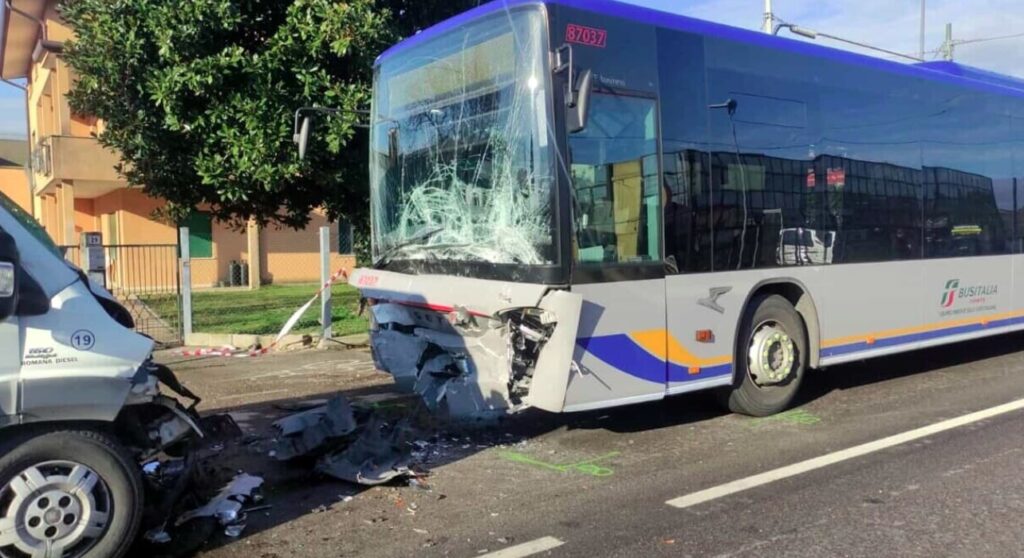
[821,314,1024,359]
[578,334,666,383]
[578,335,733,385]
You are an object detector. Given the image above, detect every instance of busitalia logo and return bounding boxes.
[940,278,998,308]
[941,279,959,308]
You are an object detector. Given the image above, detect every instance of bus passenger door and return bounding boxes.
[565,91,669,411]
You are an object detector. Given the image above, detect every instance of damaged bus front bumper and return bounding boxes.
[351,269,582,417]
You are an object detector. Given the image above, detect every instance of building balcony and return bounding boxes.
[32,135,125,198]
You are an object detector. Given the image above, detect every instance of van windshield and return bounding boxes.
[0,191,63,259]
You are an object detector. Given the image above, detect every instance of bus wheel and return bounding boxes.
[0,429,143,558]
[722,294,807,417]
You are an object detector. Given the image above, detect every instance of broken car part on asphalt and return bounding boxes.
[315,415,417,485]
[174,473,265,537]
[271,395,358,460]
[271,395,419,486]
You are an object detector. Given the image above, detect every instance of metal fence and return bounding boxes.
[178,225,361,346]
[59,224,360,348]
[62,244,183,346]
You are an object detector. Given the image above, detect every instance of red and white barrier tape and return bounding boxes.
[177,268,350,358]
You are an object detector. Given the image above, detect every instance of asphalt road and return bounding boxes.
[163,330,1024,558]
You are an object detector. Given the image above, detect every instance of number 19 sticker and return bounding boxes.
[71,330,96,351]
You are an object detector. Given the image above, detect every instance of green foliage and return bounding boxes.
[60,0,482,232]
[61,0,388,229]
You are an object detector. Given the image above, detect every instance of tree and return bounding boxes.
[386,0,486,37]
[62,0,389,229]
[62,0,484,239]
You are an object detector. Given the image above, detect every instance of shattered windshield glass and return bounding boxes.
[371,8,557,267]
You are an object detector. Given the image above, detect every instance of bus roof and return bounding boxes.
[377,0,1024,98]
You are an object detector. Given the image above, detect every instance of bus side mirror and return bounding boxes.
[387,127,400,165]
[294,115,312,161]
[567,69,593,134]
[0,229,19,321]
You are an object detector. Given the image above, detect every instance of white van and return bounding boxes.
[0,192,204,558]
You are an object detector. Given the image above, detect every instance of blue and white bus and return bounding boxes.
[349,0,1024,417]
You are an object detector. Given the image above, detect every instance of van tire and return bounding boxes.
[721,294,807,417]
[0,428,143,558]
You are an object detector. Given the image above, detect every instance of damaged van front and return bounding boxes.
[0,192,206,558]
[357,4,584,416]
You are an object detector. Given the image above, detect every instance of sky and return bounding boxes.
[0,0,1020,140]
[623,0,1024,72]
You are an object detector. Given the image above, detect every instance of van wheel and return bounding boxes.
[721,294,808,417]
[0,429,143,558]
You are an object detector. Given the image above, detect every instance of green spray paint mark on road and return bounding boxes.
[364,401,409,411]
[748,408,822,428]
[499,451,621,477]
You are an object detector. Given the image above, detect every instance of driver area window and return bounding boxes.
[570,93,660,265]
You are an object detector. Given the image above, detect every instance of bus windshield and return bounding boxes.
[370,8,557,268]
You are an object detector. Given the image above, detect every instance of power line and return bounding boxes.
[954,31,1024,47]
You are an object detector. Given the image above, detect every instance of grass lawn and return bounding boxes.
[141,283,368,336]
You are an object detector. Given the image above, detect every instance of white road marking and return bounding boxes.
[667,397,1024,509]
[477,536,565,558]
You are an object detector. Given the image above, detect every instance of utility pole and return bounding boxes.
[919,0,926,60]
[942,22,954,61]
[763,0,774,34]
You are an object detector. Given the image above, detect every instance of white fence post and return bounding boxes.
[179,227,193,343]
[319,226,333,345]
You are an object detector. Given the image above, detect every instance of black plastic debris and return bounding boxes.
[315,416,417,485]
[269,395,427,486]
[271,396,358,460]
[174,473,265,537]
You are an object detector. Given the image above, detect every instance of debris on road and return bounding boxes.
[271,395,358,460]
[175,473,265,537]
[269,394,423,486]
[316,415,418,485]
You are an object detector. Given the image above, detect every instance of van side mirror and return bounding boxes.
[0,229,19,321]
[566,69,593,134]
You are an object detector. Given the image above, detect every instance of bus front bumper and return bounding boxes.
[350,269,582,417]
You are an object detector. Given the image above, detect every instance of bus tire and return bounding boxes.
[0,428,143,558]
[722,294,807,417]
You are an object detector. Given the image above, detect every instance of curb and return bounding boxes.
[184,331,369,350]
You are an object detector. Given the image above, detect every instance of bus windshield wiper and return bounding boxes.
[373,226,444,269]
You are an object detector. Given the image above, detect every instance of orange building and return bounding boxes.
[0,139,30,211]
[0,0,355,288]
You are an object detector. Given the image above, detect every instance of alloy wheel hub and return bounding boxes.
[748,323,796,386]
[0,461,111,558]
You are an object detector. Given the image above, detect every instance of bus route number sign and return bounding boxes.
[567,24,607,48]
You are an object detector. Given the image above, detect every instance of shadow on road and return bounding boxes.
[179,330,1024,554]
[798,330,1024,405]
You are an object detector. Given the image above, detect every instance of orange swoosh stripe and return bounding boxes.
[631,329,732,368]
[822,308,1024,348]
